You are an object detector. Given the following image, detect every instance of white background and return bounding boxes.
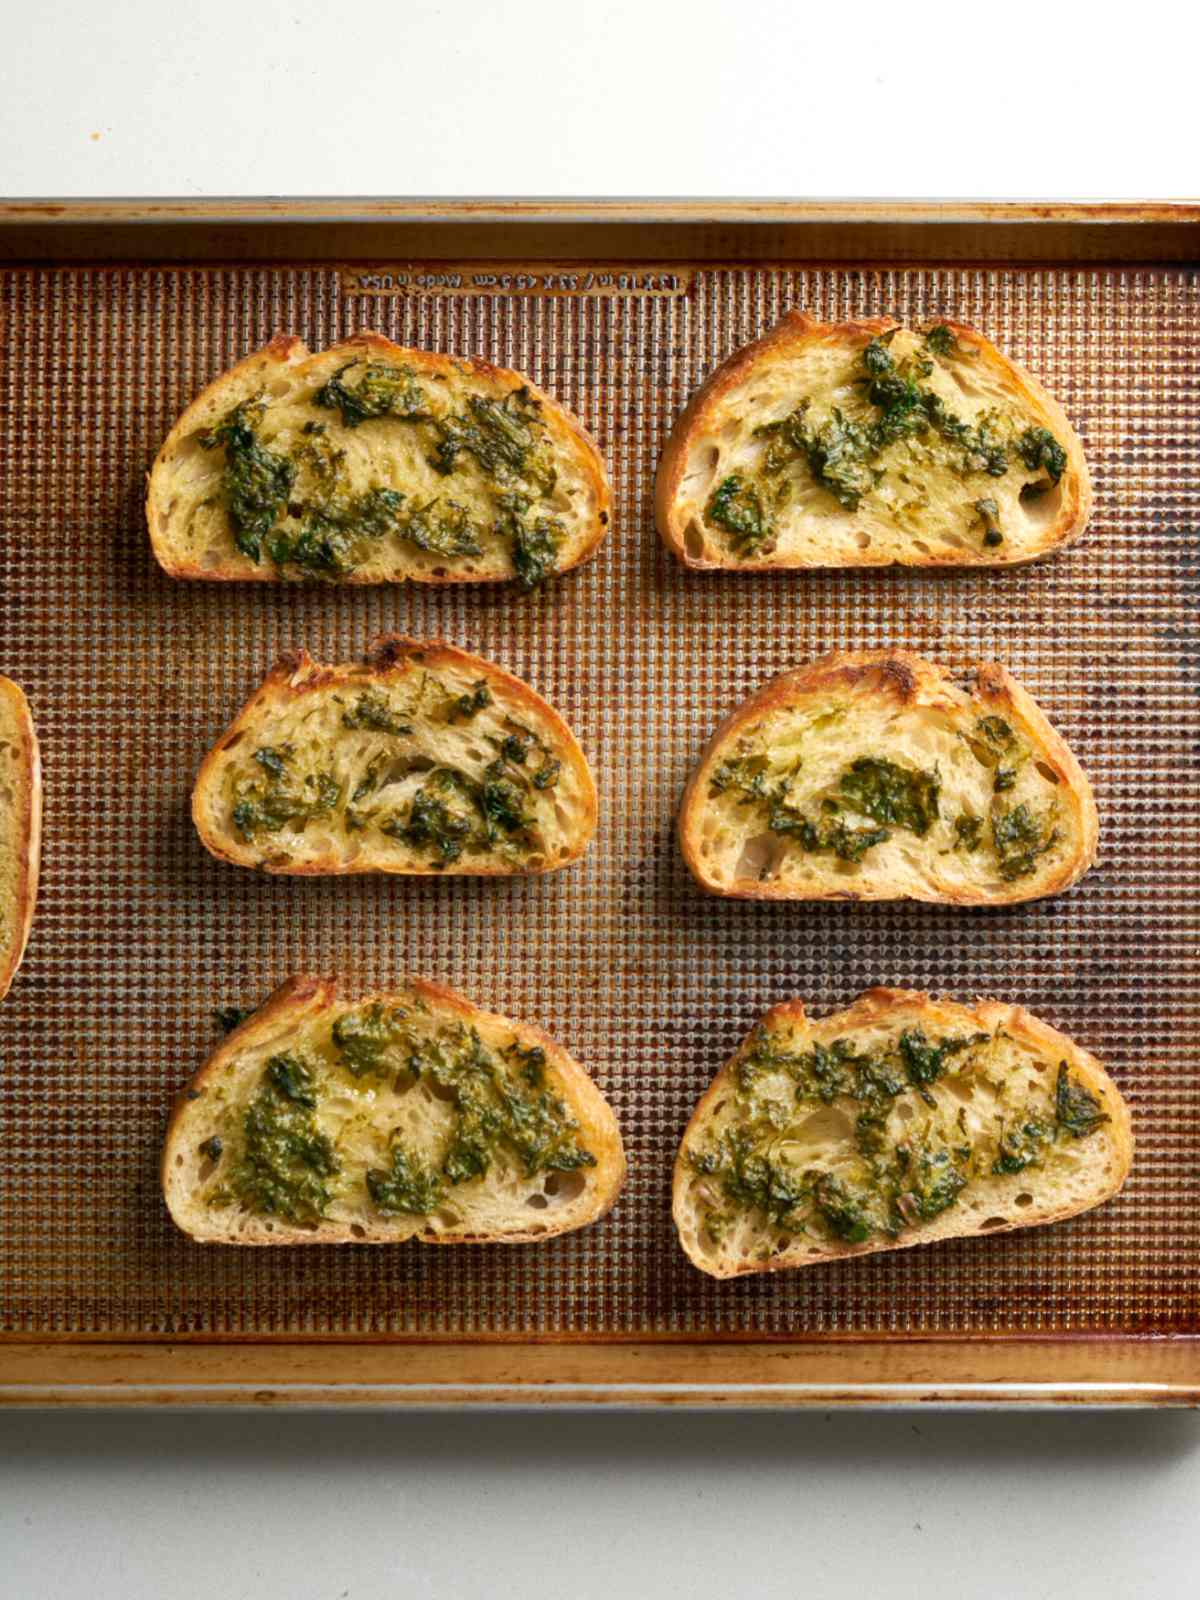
[1,3,1197,1596]
[1,0,1197,198]
[3,1407,1200,1599]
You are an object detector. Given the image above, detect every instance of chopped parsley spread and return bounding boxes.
[231,744,340,841]
[198,367,567,587]
[211,1053,340,1224]
[200,400,295,564]
[690,1024,1109,1249]
[967,716,1060,880]
[378,763,537,868]
[710,750,939,866]
[361,1020,595,1213]
[206,1003,596,1227]
[226,677,561,869]
[703,325,1069,554]
[710,712,1060,883]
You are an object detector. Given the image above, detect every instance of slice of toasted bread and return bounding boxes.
[674,988,1132,1279]
[656,312,1090,570]
[163,975,625,1246]
[0,676,42,1003]
[679,650,1096,904]
[147,332,610,587]
[192,637,596,877]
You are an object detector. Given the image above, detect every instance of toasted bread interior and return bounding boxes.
[149,336,607,585]
[164,979,624,1246]
[674,993,1130,1278]
[193,642,595,877]
[664,318,1087,568]
[682,655,1093,903]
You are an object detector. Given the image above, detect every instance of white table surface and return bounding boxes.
[1,0,1197,199]
[1,4,1197,1596]
[2,1407,1199,1599]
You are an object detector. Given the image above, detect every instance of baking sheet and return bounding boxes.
[1,238,1197,1352]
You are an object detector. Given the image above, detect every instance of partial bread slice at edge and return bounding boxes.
[673,987,1133,1279]
[191,635,598,877]
[146,331,611,585]
[0,676,42,1002]
[162,973,627,1246]
[678,649,1098,905]
[656,312,1091,570]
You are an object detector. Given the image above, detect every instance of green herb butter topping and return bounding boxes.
[224,670,564,871]
[358,1018,596,1214]
[198,365,567,587]
[709,709,1061,883]
[710,751,941,865]
[703,325,1068,557]
[689,1022,1109,1251]
[205,1000,596,1226]
[210,1052,340,1225]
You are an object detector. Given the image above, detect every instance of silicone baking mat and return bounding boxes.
[1,258,1196,1337]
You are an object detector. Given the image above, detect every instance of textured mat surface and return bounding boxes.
[0,262,1196,1335]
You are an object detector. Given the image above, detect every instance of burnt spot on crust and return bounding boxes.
[280,655,338,694]
[973,664,1012,704]
[364,635,422,673]
[409,975,478,1019]
[760,999,810,1033]
[279,974,332,1007]
[779,311,898,346]
[858,986,926,1011]
[458,356,507,384]
[873,656,919,703]
[786,652,921,709]
[272,649,314,681]
[839,317,901,345]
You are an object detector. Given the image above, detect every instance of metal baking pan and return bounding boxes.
[1,200,1197,1407]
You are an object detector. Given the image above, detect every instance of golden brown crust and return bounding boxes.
[0,676,42,1003]
[677,649,1098,904]
[655,311,1091,570]
[673,988,1133,1279]
[147,331,611,584]
[191,635,598,877]
[162,974,626,1247]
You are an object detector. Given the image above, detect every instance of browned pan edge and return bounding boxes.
[0,198,1197,266]
[2,1337,1197,1408]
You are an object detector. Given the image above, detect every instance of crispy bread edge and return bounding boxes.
[0,675,42,1002]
